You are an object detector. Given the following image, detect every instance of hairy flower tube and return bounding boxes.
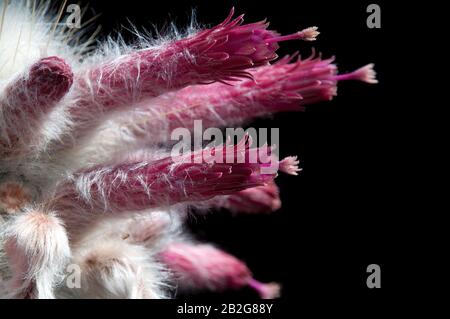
[0,1,376,299]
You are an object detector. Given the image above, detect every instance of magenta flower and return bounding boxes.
[208,180,282,214]
[0,57,73,155]
[160,243,280,298]
[52,135,292,238]
[0,3,377,299]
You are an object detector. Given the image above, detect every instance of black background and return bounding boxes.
[9,0,420,314]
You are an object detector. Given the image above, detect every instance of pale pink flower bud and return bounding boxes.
[68,8,314,143]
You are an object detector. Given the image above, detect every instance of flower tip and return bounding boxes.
[271,198,282,211]
[334,63,377,84]
[228,7,235,19]
[299,26,320,41]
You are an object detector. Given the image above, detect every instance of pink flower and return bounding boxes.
[130,53,376,143]
[179,8,319,77]
[68,8,317,144]
[160,243,281,298]
[0,2,378,299]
